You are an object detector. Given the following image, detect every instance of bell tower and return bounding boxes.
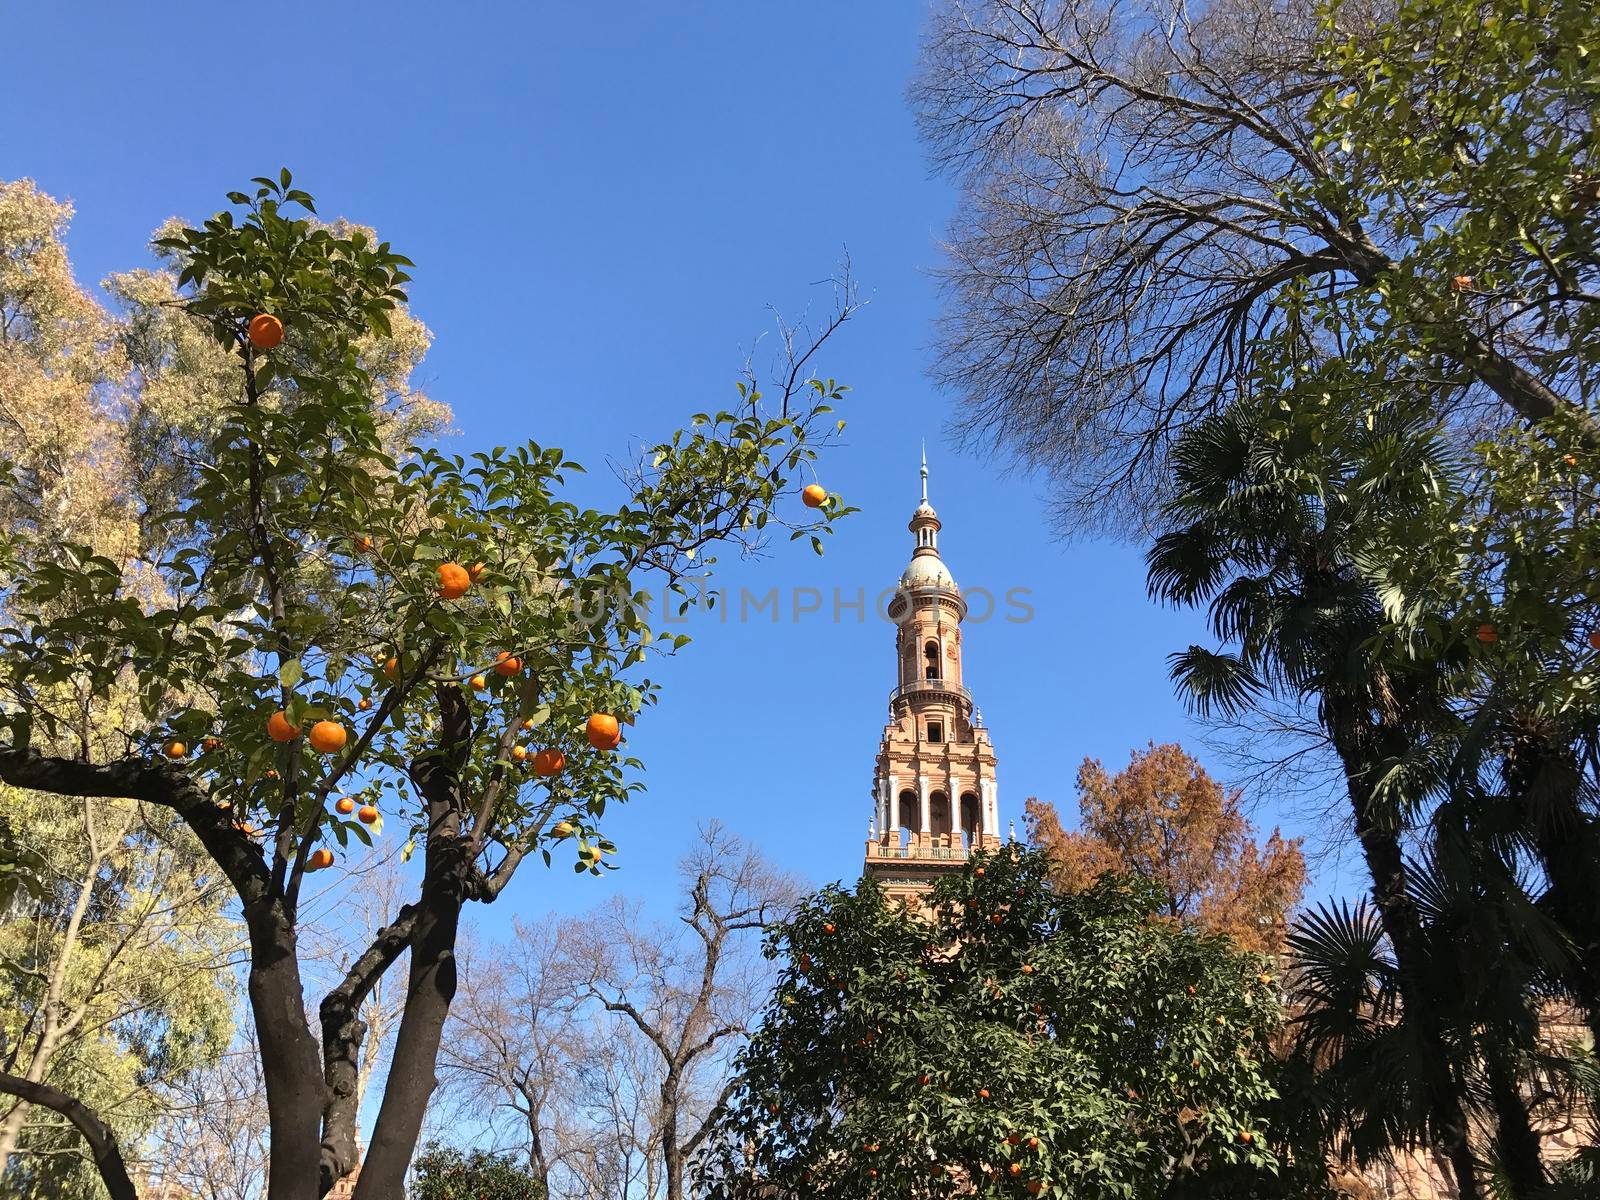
[864,450,1001,905]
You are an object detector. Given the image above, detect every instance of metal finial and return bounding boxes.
[920,441,928,503]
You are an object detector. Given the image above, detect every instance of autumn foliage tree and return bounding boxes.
[0,172,855,1200]
[1025,744,1306,956]
[694,847,1288,1200]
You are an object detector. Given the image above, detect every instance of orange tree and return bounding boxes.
[693,847,1302,1200]
[0,173,854,1200]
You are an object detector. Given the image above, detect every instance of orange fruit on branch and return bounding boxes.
[308,721,347,754]
[468,561,488,581]
[335,797,355,815]
[382,656,400,680]
[1027,1181,1044,1196]
[357,804,379,825]
[358,697,372,711]
[1589,631,1600,651]
[308,847,334,871]
[1450,274,1474,293]
[470,674,487,690]
[1009,1164,1022,1177]
[201,737,221,751]
[247,313,284,349]
[586,712,621,750]
[493,652,522,677]
[511,745,528,762]
[266,711,301,743]
[437,562,472,599]
[551,820,574,839]
[163,740,187,759]
[1021,964,1034,975]
[802,483,827,508]
[532,748,565,776]
[1476,622,1498,643]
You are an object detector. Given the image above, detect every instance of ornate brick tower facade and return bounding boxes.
[864,453,1002,905]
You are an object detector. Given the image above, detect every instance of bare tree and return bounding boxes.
[441,824,796,1200]
[439,921,583,1195]
[576,823,798,1200]
[912,0,1592,535]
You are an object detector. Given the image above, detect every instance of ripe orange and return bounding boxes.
[990,913,1003,925]
[383,656,400,680]
[979,1088,990,1100]
[1565,454,1578,466]
[1451,274,1474,293]
[1238,1130,1253,1144]
[1186,985,1197,995]
[357,804,379,825]
[1027,1181,1044,1196]
[247,313,284,349]
[801,483,827,508]
[1021,964,1034,975]
[1026,1137,1039,1150]
[265,769,280,779]
[1589,631,1600,651]
[1477,622,1498,643]
[493,652,522,677]
[437,562,472,599]
[470,674,487,690]
[201,736,221,751]
[335,797,355,815]
[532,748,565,777]
[974,866,985,877]
[823,923,836,935]
[308,847,334,871]
[511,745,528,762]
[164,740,187,758]
[551,820,574,839]
[586,712,621,750]
[1009,1164,1022,1177]
[868,1169,877,1179]
[308,720,347,754]
[267,711,301,743]
[358,697,373,711]
[468,561,488,581]
[521,717,536,731]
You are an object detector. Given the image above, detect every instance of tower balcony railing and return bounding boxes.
[891,678,973,709]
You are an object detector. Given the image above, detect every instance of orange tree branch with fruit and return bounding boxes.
[692,847,1293,1200]
[0,171,858,1200]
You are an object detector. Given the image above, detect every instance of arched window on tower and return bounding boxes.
[960,792,981,849]
[930,790,952,838]
[897,790,917,849]
[924,639,941,679]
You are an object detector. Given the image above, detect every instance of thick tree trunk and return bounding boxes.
[661,1074,683,1200]
[351,886,463,1199]
[1485,1048,1547,1198]
[244,900,328,1200]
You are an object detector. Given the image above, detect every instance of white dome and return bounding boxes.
[900,553,957,590]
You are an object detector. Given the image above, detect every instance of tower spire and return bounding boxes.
[920,441,928,503]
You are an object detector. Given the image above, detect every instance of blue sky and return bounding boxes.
[6,3,1352,929]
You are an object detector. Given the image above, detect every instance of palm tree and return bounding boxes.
[1147,396,1516,1196]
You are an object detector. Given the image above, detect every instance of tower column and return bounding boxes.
[918,774,931,837]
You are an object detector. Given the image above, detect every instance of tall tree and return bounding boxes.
[0,173,857,1200]
[911,0,1599,534]
[1025,743,1306,955]
[694,847,1291,1200]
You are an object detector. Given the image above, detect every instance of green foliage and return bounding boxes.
[696,848,1291,1199]
[0,171,851,878]
[410,1145,546,1200]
